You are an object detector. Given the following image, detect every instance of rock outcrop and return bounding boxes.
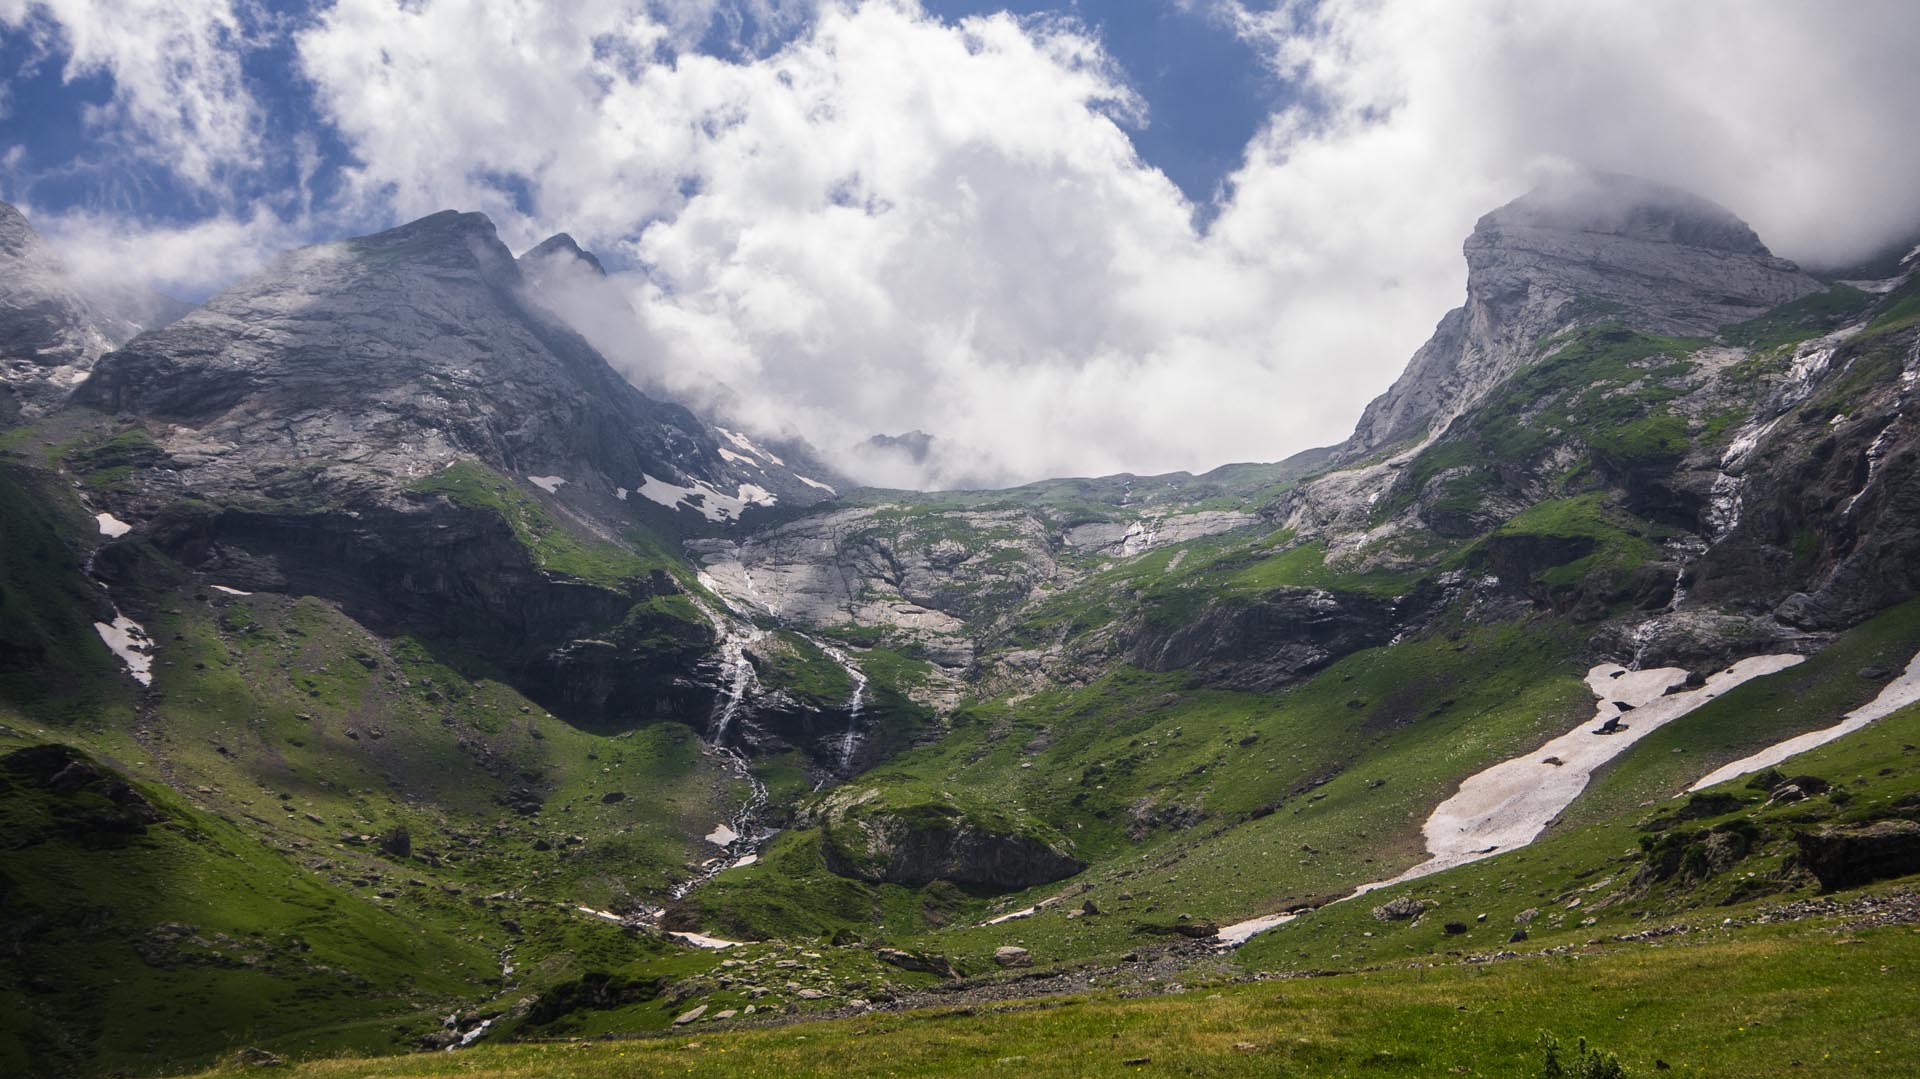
[813,788,1083,891]
[1795,820,1920,891]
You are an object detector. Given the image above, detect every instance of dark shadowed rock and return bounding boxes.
[1795,820,1920,890]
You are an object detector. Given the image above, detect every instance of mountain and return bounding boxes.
[1344,170,1825,458]
[0,201,187,419]
[75,210,841,514]
[4,179,1920,1076]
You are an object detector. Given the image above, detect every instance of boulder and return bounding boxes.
[874,948,957,978]
[993,946,1032,968]
[1371,896,1428,921]
[1794,820,1920,891]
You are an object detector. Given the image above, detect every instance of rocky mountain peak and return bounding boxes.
[520,233,606,276]
[0,200,40,259]
[1474,169,1770,256]
[73,208,842,515]
[1342,172,1824,458]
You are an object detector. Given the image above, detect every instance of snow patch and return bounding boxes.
[671,931,744,950]
[209,584,252,596]
[527,475,566,494]
[717,427,785,466]
[615,487,628,501]
[1690,647,1920,790]
[983,906,1037,926]
[1214,911,1298,947]
[718,447,759,468]
[636,473,778,523]
[706,823,741,847]
[1215,653,1808,948]
[1369,655,1804,890]
[95,512,131,538]
[1904,242,1920,266]
[794,474,837,494]
[94,613,155,686]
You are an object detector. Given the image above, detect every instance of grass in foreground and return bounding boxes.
[179,917,1920,1078]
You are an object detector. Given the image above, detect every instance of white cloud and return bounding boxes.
[290,0,1920,488]
[1,0,261,190]
[23,203,301,301]
[17,0,1920,489]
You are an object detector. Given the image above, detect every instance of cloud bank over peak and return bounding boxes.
[5,0,1919,489]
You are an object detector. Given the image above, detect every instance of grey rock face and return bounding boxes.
[0,201,185,417]
[1345,171,1823,457]
[1689,325,1920,629]
[1124,587,1403,691]
[519,233,606,276]
[76,210,835,514]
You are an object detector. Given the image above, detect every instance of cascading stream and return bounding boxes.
[809,637,871,774]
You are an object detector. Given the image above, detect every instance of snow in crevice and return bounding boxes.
[1904,242,1920,266]
[209,584,252,596]
[716,427,785,466]
[94,612,156,686]
[526,475,566,494]
[95,512,131,538]
[1690,647,1920,790]
[794,474,837,494]
[1838,276,1909,295]
[636,473,777,522]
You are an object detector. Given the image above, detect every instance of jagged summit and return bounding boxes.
[0,200,40,258]
[520,232,606,276]
[1343,171,1823,458]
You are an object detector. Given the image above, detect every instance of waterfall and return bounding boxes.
[835,651,870,773]
[797,634,871,774]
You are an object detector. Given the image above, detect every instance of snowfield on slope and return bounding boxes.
[1216,653,1804,946]
[1690,647,1920,791]
[1374,655,1804,888]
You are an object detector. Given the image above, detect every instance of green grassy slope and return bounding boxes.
[179,917,1920,1078]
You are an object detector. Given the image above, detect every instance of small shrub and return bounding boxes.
[379,824,411,859]
[1538,1034,1630,1079]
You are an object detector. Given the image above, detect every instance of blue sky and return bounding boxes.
[0,1,1288,234]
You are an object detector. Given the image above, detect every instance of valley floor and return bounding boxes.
[176,896,1920,1078]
